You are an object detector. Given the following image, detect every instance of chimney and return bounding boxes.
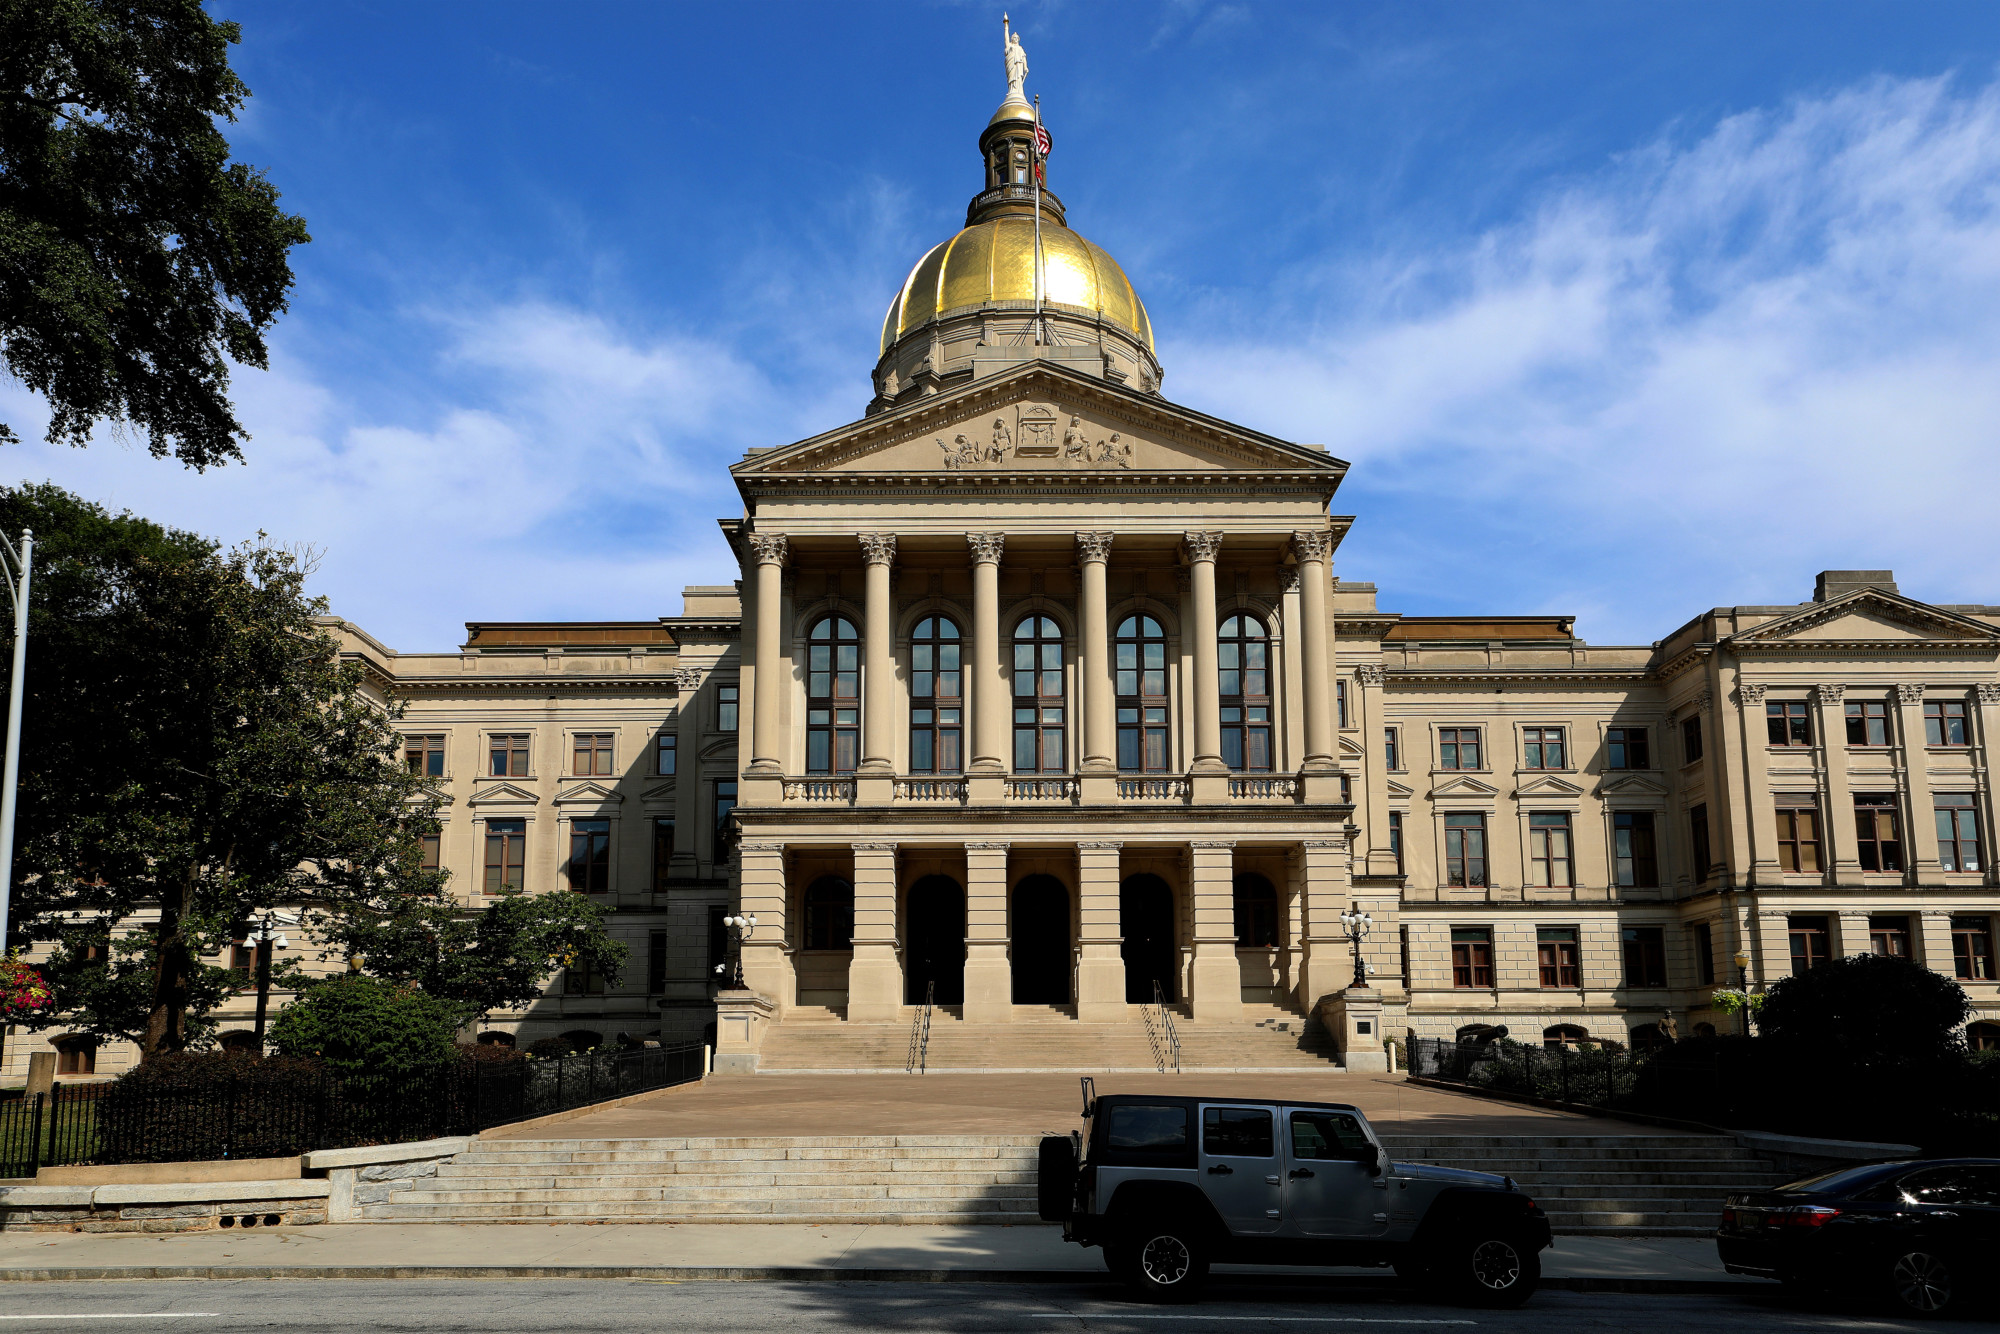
[1813,570,1898,603]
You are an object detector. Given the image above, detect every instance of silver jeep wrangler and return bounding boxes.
[1040,1080,1552,1304]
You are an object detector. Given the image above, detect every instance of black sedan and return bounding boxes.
[1717,1158,2000,1316]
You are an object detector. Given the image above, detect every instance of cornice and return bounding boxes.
[389,676,686,693]
[1384,668,1653,687]
[736,471,1338,499]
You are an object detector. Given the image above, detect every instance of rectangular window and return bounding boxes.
[717,683,739,733]
[1869,914,1911,960]
[1690,804,1712,878]
[1389,811,1404,874]
[652,817,675,891]
[419,831,441,872]
[1622,926,1667,987]
[1203,1105,1275,1157]
[1522,727,1567,770]
[1788,914,1831,974]
[1925,699,1970,746]
[1845,700,1889,746]
[1444,813,1487,887]
[1681,714,1704,764]
[647,928,668,994]
[1693,921,1715,986]
[404,734,446,777]
[1613,811,1658,888]
[1766,701,1813,747]
[714,780,738,847]
[1528,811,1573,887]
[228,943,253,980]
[1384,727,1400,771]
[1606,726,1649,770]
[483,819,526,894]
[1438,727,1482,770]
[563,957,604,996]
[706,904,730,981]
[489,733,530,777]
[1774,795,1822,873]
[656,731,676,776]
[567,818,610,893]
[1937,794,1982,872]
[572,732,614,777]
[1537,926,1579,988]
[1450,927,1493,988]
[1853,794,1903,872]
[1337,680,1349,729]
[1952,915,1994,981]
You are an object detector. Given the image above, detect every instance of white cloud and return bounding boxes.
[1171,73,2000,642]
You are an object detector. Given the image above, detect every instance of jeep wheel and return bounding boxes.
[1116,1224,1209,1303]
[1440,1229,1540,1307]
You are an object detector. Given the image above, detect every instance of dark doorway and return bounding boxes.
[905,874,966,1004]
[1121,873,1178,1003]
[1011,874,1072,1004]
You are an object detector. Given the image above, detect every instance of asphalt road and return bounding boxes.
[0,1280,1991,1332]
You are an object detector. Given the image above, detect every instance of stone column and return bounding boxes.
[736,839,791,1015]
[747,533,788,776]
[1896,684,1944,878]
[1184,533,1227,802]
[669,666,704,879]
[1188,840,1242,1021]
[847,841,903,1022]
[1298,838,1354,1006]
[967,534,1007,801]
[1293,529,1338,779]
[1077,533,1116,790]
[1278,566,1306,771]
[857,534,897,800]
[1076,841,1125,1022]
[962,841,1012,1022]
[1814,683,1853,882]
[1735,680,1779,883]
[1356,664,1398,877]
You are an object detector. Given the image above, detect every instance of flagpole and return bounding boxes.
[1032,95,1045,347]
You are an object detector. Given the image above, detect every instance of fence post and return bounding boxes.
[27,1093,44,1176]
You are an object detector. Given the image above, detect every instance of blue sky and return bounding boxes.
[7,2,2000,648]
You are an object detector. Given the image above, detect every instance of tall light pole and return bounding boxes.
[1339,907,1374,989]
[0,529,32,961]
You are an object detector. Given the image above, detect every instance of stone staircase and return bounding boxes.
[357,1135,1044,1225]
[1380,1133,1791,1237]
[756,1003,1342,1072]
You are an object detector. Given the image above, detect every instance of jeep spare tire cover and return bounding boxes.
[1037,1135,1078,1221]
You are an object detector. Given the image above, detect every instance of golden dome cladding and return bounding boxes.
[879,216,1154,356]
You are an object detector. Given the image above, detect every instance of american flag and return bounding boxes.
[1034,124,1052,158]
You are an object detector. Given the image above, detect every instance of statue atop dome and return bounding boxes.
[1003,16,1029,105]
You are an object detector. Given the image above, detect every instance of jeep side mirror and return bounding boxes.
[1360,1142,1383,1176]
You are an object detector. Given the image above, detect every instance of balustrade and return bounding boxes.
[782,777,855,803]
[1117,777,1189,802]
[893,777,968,804]
[1228,775,1299,801]
[1005,777,1079,802]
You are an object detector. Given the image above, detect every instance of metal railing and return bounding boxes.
[905,981,934,1075]
[1151,978,1181,1074]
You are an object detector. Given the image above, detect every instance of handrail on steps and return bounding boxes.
[905,980,934,1074]
[1152,977,1181,1074]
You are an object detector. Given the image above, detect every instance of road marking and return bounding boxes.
[0,1318,218,1322]
[1027,1318,1474,1326]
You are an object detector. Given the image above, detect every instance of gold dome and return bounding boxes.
[879,216,1154,356]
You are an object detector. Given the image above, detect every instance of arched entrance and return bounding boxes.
[905,874,966,1004]
[1121,873,1177,1003]
[1011,874,1071,1004]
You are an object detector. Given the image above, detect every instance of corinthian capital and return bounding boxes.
[673,666,704,692]
[858,533,898,567]
[1815,682,1845,705]
[747,532,789,567]
[967,532,1006,565]
[1355,664,1386,687]
[1738,682,1767,705]
[1181,530,1223,564]
[1074,531,1114,564]
[1291,528,1333,564]
[1896,683,1926,705]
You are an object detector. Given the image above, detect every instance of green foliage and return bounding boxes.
[1759,953,1972,1067]
[267,975,464,1081]
[0,0,310,466]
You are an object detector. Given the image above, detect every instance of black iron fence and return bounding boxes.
[1,1042,705,1177]
[1408,1036,1725,1120]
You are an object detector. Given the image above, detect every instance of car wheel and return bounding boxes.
[1117,1224,1209,1303]
[1888,1250,1955,1317]
[1444,1229,1540,1307]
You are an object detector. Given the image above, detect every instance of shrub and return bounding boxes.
[267,975,467,1081]
[1760,954,1971,1068]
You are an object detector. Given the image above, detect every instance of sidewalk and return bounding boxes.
[0,1223,1756,1292]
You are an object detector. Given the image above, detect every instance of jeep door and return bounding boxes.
[1283,1108,1386,1238]
[1198,1104,1283,1235]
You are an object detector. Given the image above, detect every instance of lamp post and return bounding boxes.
[1732,950,1751,1036]
[0,528,32,961]
[720,913,757,989]
[1338,907,1374,990]
[248,910,298,1051]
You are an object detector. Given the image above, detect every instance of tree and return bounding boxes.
[267,975,463,1082]
[1759,952,1972,1068]
[0,0,310,468]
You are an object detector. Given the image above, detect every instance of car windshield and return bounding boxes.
[1777,1164,1906,1195]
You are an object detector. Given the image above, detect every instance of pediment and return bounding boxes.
[732,363,1343,480]
[1597,773,1670,798]
[640,780,677,804]
[1385,778,1414,800]
[555,781,624,807]
[1338,735,1368,759]
[468,782,539,807]
[1729,591,2000,647]
[1429,774,1499,800]
[1514,774,1587,799]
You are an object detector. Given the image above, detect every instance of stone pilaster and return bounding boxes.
[962,841,1013,1022]
[1075,841,1125,1022]
[1187,840,1241,1021]
[846,841,903,1022]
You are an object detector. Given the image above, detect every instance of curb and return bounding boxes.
[0,1264,1759,1293]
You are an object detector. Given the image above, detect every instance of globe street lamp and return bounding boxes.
[1339,908,1374,990]
[1732,950,1752,1036]
[719,913,757,989]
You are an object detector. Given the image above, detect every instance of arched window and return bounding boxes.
[1967,1021,2000,1052]
[804,876,855,950]
[1692,1022,1717,1039]
[1012,615,1066,773]
[806,615,860,774]
[1542,1024,1590,1050]
[217,1031,259,1057]
[910,616,962,773]
[476,1031,516,1048]
[1232,873,1279,947]
[1629,1023,1667,1052]
[1115,615,1170,772]
[1219,614,1273,771]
